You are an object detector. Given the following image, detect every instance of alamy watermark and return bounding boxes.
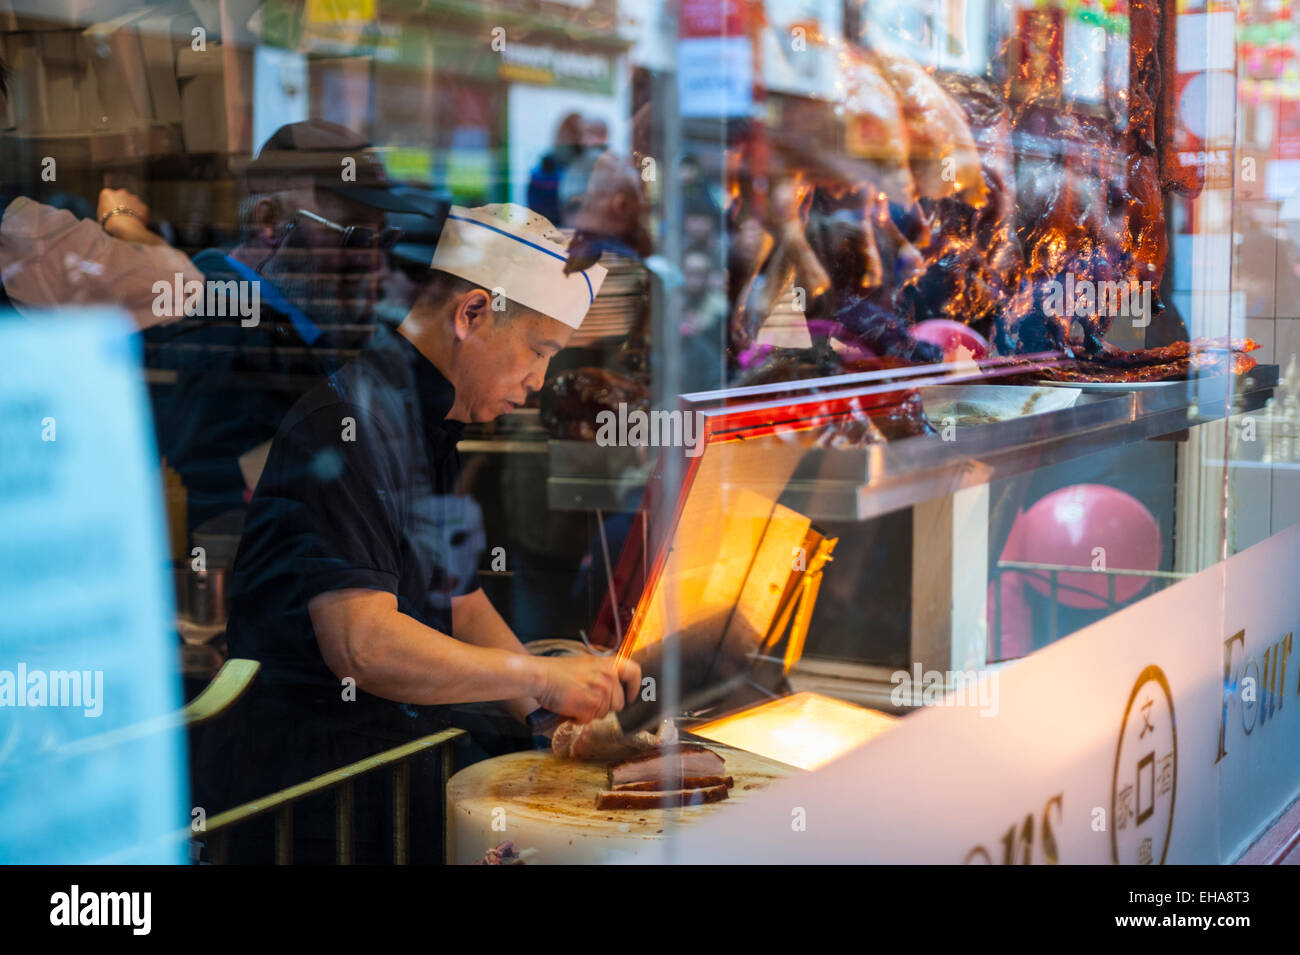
[1043,275,1152,328]
[50,885,150,934]
[0,663,103,717]
[152,272,260,326]
[594,403,707,458]
[890,664,999,717]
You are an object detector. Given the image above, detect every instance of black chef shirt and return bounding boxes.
[225,321,482,702]
[201,324,486,862]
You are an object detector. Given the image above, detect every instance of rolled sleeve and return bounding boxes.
[0,197,204,330]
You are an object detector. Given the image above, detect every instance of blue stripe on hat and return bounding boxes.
[445,213,595,304]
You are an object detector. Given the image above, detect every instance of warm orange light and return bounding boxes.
[690,692,898,771]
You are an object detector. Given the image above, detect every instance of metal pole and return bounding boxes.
[393,761,410,865]
[211,831,228,866]
[441,743,455,865]
[646,48,684,864]
[275,806,293,865]
[336,779,354,865]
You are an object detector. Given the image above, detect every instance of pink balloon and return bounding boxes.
[912,319,989,361]
[1003,484,1161,609]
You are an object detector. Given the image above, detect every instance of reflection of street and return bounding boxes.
[526,114,612,228]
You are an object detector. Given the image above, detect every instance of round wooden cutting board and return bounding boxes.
[446,745,797,864]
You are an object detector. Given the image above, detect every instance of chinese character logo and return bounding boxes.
[1111,664,1177,865]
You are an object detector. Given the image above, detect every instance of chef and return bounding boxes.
[207,203,640,863]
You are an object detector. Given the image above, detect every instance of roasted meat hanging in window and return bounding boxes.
[996,0,1226,376]
[726,43,1007,370]
[543,2,1249,447]
[868,47,988,210]
[539,365,650,442]
[728,44,939,365]
[722,2,1252,389]
[1001,0,1165,359]
[900,72,1022,349]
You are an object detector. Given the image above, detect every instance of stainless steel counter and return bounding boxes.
[545,366,1279,521]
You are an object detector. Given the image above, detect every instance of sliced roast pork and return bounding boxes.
[595,783,731,811]
[611,775,734,793]
[607,743,726,788]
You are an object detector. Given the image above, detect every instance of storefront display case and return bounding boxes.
[469,0,1300,864]
[4,0,1300,867]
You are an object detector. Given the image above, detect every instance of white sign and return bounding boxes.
[657,521,1300,863]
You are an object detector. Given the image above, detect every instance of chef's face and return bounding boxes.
[453,290,574,422]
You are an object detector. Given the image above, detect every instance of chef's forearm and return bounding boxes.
[451,588,542,721]
[310,589,544,706]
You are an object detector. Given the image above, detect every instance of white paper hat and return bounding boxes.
[429,203,607,330]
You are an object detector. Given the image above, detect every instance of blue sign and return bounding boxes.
[0,309,187,863]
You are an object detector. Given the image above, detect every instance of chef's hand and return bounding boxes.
[537,655,641,723]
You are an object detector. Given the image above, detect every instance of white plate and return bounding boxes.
[1031,377,1187,393]
[920,384,1082,423]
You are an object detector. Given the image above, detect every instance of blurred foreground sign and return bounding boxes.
[0,309,186,863]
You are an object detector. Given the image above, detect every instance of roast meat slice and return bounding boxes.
[608,744,726,788]
[595,783,731,810]
[611,775,734,792]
